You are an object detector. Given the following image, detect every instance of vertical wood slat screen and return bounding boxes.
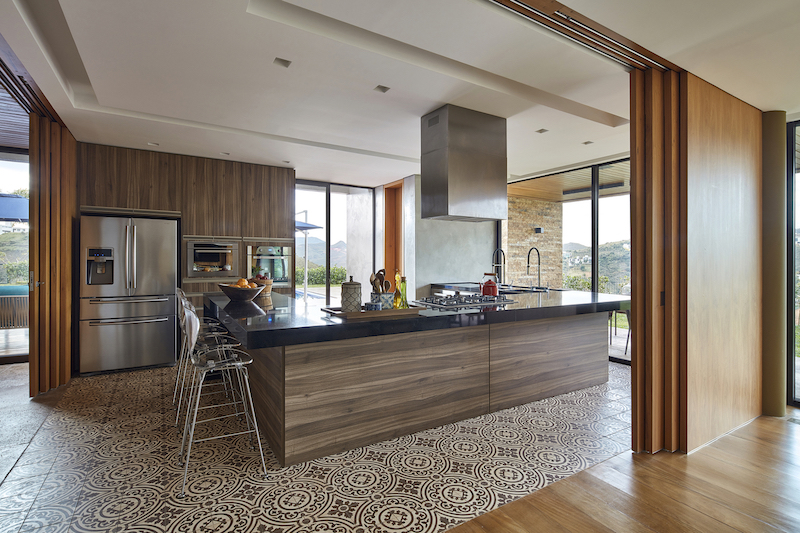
[29,115,76,396]
[630,69,684,453]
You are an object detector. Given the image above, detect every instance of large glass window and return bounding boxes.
[790,122,800,403]
[0,158,30,360]
[598,161,631,295]
[295,181,374,306]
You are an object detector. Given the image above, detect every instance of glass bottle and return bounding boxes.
[393,270,402,309]
[399,276,409,309]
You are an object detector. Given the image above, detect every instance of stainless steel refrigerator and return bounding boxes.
[79,215,178,373]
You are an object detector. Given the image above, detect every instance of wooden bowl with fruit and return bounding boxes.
[219,279,265,301]
[249,274,274,293]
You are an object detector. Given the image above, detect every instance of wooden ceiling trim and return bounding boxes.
[489,0,682,72]
[0,81,29,151]
[0,32,63,125]
[490,0,650,70]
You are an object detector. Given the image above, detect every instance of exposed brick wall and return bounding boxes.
[501,196,562,288]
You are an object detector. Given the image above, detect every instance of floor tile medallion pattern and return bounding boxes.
[0,363,631,533]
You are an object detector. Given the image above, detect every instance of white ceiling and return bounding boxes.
[0,0,797,187]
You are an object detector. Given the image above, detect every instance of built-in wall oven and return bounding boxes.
[247,245,292,288]
[186,240,240,279]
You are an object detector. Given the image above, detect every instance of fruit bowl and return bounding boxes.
[219,283,265,301]
[249,277,274,292]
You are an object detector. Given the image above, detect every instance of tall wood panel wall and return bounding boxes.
[682,73,762,452]
[77,143,295,239]
[630,70,762,453]
[29,116,77,396]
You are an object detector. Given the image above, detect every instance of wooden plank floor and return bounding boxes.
[452,408,800,532]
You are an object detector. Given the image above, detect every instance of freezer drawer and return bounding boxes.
[79,315,177,374]
[80,295,176,320]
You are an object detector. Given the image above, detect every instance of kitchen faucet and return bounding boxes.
[491,248,505,286]
[527,247,541,289]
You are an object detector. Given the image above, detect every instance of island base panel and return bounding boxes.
[248,346,286,464]
[282,326,490,466]
[489,313,609,412]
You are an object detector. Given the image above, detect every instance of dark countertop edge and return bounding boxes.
[206,295,629,350]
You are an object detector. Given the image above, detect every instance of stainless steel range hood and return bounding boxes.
[421,104,507,222]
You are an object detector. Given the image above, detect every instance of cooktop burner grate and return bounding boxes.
[413,294,515,310]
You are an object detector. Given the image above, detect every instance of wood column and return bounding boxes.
[29,115,77,396]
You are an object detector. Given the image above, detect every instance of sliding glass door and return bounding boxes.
[789,121,800,404]
[295,180,374,306]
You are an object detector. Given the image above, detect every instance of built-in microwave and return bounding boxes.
[247,245,292,287]
[187,241,239,278]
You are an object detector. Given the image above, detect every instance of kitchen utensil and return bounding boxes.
[341,276,362,313]
[481,273,498,296]
[376,269,386,291]
[381,280,391,293]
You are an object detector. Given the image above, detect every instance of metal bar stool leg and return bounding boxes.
[179,369,207,498]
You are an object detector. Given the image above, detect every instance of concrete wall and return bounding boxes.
[345,187,374,303]
[501,195,563,288]
[411,175,497,299]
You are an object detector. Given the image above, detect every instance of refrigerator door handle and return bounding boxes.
[88,298,170,304]
[89,317,170,326]
[125,224,131,289]
[132,225,138,290]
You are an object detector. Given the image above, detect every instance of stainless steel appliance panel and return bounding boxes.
[79,315,176,373]
[80,216,130,298]
[80,295,176,321]
[187,241,240,279]
[130,218,178,295]
[247,245,292,284]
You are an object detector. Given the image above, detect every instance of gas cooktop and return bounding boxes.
[413,294,515,311]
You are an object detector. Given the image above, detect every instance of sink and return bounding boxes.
[499,287,548,295]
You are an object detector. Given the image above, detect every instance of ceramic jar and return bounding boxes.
[341,276,362,313]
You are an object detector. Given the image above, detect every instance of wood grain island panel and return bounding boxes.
[282,326,490,465]
[489,314,608,412]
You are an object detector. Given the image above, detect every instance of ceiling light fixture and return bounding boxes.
[583,141,594,145]
[536,129,548,134]
[220,152,230,156]
[273,57,292,68]
[147,142,159,146]
[374,85,390,93]
[282,160,291,164]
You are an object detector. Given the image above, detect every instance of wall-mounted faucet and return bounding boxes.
[491,248,505,286]
[527,247,541,289]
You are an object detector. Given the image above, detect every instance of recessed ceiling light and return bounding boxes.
[220,152,230,156]
[147,142,159,146]
[273,57,292,68]
[374,85,390,93]
[282,160,291,164]
[536,129,548,134]
[583,141,594,145]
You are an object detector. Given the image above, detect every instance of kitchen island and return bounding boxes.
[206,290,629,466]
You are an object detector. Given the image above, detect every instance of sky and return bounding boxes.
[562,195,631,246]
[296,187,348,244]
[0,160,29,193]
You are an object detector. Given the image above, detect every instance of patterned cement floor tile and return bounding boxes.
[0,363,632,533]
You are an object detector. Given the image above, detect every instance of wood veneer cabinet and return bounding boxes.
[241,165,295,239]
[77,143,296,239]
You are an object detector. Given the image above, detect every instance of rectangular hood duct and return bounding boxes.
[421,104,508,222]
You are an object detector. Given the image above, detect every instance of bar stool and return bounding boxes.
[173,292,226,404]
[178,311,267,497]
[174,303,241,427]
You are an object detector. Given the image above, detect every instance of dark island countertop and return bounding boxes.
[205,290,630,349]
